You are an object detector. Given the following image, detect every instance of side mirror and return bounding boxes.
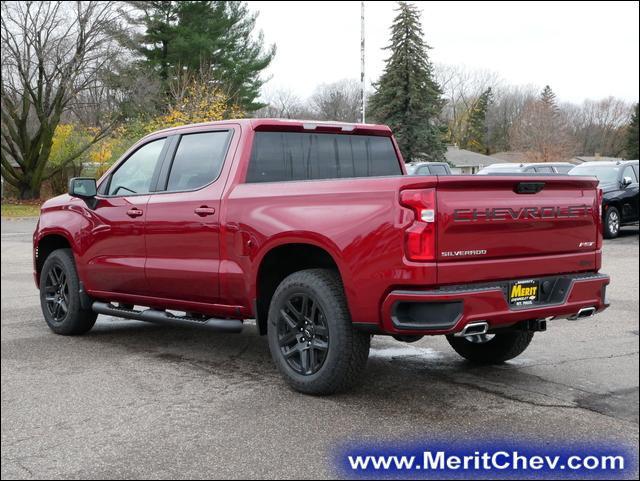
[68,177,97,199]
[621,176,633,188]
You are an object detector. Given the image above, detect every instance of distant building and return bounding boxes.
[444,146,495,174]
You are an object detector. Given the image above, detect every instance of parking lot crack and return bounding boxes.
[435,374,627,422]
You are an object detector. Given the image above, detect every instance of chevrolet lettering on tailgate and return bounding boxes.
[453,205,593,222]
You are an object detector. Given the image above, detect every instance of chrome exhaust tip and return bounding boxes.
[454,321,489,337]
[568,306,597,321]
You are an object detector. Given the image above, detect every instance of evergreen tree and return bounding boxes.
[462,87,493,154]
[625,103,639,159]
[124,1,275,112]
[368,2,446,162]
[540,85,558,112]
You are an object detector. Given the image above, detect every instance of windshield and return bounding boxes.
[569,165,620,183]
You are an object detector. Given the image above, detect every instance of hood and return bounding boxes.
[41,193,73,209]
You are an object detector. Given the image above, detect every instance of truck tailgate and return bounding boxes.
[435,176,601,283]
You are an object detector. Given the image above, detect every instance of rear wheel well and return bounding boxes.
[36,235,71,280]
[255,244,341,335]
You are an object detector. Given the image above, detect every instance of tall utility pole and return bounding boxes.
[360,1,366,123]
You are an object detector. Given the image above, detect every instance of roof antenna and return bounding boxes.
[360,1,366,124]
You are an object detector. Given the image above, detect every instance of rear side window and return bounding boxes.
[535,166,554,173]
[166,131,231,191]
[246,132,401,183]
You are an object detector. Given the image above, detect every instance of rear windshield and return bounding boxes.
[246,132,401,183]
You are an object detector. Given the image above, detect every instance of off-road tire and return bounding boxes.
[39,248,97,335]
[267,269,370,395]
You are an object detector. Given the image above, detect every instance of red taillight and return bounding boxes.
[400,188,436,261]
[596,187,603,250]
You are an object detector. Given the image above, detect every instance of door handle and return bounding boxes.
[126,208,144,218]
[194,206,216,217]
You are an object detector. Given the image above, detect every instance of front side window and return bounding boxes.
[246,132,401,183]
[165,131,231,191]
[622,165,638,183]
[108,138,166,196]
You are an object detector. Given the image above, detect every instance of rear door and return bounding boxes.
[435,176,600,283]
[143,127,237,304]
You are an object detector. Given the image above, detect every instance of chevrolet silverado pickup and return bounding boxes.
[33,119,610,394]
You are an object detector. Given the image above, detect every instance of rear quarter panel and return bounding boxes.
[221,176,437,324]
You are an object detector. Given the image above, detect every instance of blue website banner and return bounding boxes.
[336,440,637,479]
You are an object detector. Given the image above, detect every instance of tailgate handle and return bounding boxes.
[515,182,545,194]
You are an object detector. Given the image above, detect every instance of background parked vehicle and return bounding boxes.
[569,160,639,238]
[477,162,575,175]
[406,162,453,175]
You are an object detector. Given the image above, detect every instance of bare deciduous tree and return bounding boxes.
[310,79,361,122]
[435,64,501,146]
[486,84,538,153]
[510,96,576,162]
[253,88,314,119]
[564,97,633,157]
[1,1,124,199]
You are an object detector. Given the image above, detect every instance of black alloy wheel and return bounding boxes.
[276,293,329,376]
[44,264,70,323]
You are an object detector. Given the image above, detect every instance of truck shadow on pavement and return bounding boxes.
[81,317,638,425]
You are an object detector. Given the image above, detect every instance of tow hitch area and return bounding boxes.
[523,319,547,332]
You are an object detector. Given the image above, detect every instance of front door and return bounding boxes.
[82,137,168,296]
[144,129,235,304]
[620,165,639,222]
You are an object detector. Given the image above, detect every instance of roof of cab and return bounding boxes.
[145,118,392,138]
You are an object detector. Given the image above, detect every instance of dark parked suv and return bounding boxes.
[569,160,639,238]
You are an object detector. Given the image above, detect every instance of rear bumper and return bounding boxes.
[377,272,610,336]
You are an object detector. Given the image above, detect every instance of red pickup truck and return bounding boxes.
[33,119,610,394]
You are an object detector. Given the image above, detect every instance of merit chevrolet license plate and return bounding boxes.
[509,279,539,306]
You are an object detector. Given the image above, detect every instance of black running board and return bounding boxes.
[92,301,243,333]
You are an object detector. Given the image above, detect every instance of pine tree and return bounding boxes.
[540,85,558,112]
[124,1,275,112]
[626,103,639,159]
[368,2,446,162]
[462,87,493,154]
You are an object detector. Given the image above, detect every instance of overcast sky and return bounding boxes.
[246,1,639,104]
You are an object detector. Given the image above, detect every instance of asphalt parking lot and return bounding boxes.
[1,217,638,479]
